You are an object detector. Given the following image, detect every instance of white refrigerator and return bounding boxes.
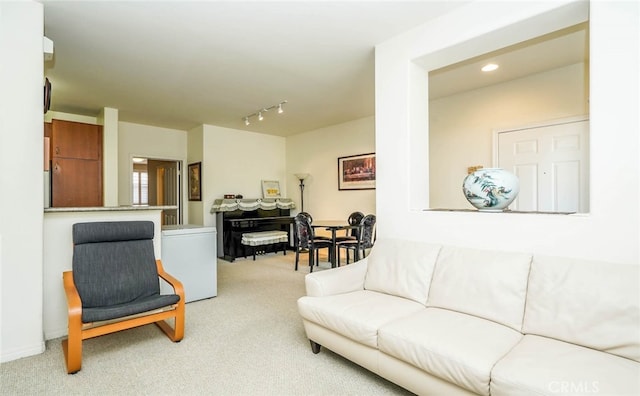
[161,225,217,303]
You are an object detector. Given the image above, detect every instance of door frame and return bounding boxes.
[129,154,184,224]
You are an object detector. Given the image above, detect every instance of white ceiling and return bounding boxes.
[429,22,589,100]
[42,1,587,137]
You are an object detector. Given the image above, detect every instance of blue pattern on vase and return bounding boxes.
[462,168,520,211]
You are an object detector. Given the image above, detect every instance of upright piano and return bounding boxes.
[211,198,296,261]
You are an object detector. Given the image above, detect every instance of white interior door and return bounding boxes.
[497,118,589,213]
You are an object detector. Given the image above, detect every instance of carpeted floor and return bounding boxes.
[0,252,413,396]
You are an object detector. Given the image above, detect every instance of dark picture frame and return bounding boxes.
[43,77,52,114]
[338,153,376,190]
[188,162,202,201]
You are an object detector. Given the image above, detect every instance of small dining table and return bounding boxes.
[311,220,358,268]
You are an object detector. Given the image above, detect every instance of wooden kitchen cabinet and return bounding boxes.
[50,119,103,207]
[51,119,101,160]
[52,158,102,207]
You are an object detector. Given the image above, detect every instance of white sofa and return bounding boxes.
[297,239,640,395]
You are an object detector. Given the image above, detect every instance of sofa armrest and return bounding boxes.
[305,257,369,297]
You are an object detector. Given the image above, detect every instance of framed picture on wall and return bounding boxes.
[338,153,376,190]
[188,162,202,201]
[261,180,281,198]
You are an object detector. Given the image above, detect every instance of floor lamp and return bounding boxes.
[294,173,310,212]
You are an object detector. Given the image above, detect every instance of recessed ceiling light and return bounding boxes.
[481,63,499,72]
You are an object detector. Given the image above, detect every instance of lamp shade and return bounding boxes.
[294,173,310,181]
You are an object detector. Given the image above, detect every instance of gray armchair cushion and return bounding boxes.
[72,221,179,323]
[81,294,180,323]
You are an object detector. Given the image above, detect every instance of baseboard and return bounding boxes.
[1,341,45,363]
[44,327,68,340]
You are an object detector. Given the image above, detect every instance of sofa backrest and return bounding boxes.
[364,239,442,305]
[523,256,640,362]
[427,246,532,331]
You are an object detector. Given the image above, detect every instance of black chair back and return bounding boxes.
[347,211,364,237]
[294,213,313,249]
[357,214,376,249]
[293,213,333,272]
[299,211,313,224]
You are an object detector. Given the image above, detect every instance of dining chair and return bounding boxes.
[336,214,376,266]
[334,211,364,243]
[298,211,330,241]
[293,213,333,272]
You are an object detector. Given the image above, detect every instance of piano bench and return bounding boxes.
[241,231,289,261]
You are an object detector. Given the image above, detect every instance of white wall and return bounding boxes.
[0,1,46,362]
[430,62,588,209]
[286,117,376,220]
[201,125,287,227]
[117,121,188,213]
[187,125,204,225]
[376,1,639,264]
[98,107,119,206]
[44,110,98,124]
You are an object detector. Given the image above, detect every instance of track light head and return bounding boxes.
[242,100,287,126]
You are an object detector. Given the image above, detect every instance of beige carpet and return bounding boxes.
[0,252,412,395]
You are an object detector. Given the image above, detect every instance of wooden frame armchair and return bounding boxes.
[62,221,185,374]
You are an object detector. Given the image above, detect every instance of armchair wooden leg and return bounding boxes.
[174,307,185,341]
[62,307,83,374]
[155,300,185,342]
[61,336,82,374]
[156,319,184,342]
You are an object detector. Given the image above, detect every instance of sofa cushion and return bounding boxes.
[363,239,442,305]
[378,307,523,396]
[426,246,532,331]
[523,256,640,362]
[297,290,426,348]
[491,334,640,396]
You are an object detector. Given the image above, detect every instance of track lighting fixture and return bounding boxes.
[242,100,287,126]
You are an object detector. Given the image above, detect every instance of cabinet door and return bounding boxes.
[51,119,102,160]
[52,158,102,207]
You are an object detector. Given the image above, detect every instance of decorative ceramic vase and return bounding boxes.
[462,168,519,211]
